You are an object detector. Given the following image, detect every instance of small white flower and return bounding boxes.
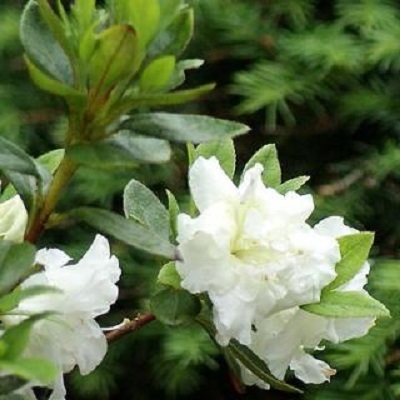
[177,157,340,346]
[0,195,28,242]
[241,217,375,387]
[4,235,121,400]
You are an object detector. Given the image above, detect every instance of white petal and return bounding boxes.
[339,262,370,292]
[238,163,264,202]
[177,231,237,294]
[189,157,238,212]
[76,234,120,283]
[290,352,335,384]
[314,216,358,238]
[0,195,28,242]
[48,373,67,400]
[35,249,71,270]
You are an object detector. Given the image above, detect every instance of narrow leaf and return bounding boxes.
[0,137,40,177]
[0,358,57,385]
[148,8,193,59]
[0,286,60,314]
[119,113,249,143]
[1,313,51,360]
[196,317,302,393]
[89,24,141,90]
[20,0,73,84]
[37,149,65,174]
[25,56,82,98]
[113,83,215,115]
[327,232,375,291]
[0,242,36,296]
[123,179,169,239]
[151,287,201,326]
[229,340,303,393]
[243,144,281,188]
[71,207,175,259]
[166,190,180,240]
[157,262,181,289]
[195,139,236,178]
[302,291,390,318]
[140,56,176,92]
[277,176,309,194]
[67,134,171,167]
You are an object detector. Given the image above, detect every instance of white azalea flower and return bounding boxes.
[0,195,28,242]
[242,217,375,388]
[4,235,120,400]
[176,157,340,346]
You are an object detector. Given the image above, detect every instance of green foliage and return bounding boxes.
[193,0,400,131]
[1,1,400,399]
[326,233,374,291]
[243,144,281,187]
[151,287,201,326]
[194,139,236,178]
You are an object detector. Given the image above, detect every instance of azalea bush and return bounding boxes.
[0,1,391,399]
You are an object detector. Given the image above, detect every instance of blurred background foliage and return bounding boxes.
[2,0,400,399]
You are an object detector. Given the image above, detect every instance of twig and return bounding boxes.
[105,313,156,343]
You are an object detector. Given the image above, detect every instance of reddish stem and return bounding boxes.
[106,313,156,343]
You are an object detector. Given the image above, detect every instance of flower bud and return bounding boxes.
[0,195,28,242]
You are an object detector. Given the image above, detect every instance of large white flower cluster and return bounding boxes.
[4,234,121,400]
[176,157,375,387]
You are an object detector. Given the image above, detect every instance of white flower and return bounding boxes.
[0,195,28,242]
[241,217,375,388]
[4,235,121,400]
[176,157,341,346]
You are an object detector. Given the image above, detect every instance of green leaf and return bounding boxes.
[20,0,73,84]
[123,179,169,239]
[140,56,176,92]
[196,316,302,393]
[71,207,175,259]
[277,176,309,194]
[89,24,142,90]
[166,190,180,240]
[243,144,281,188]
[1,173,36,213]
[0,286,60,314]
[148,8,194,58]
[1,314,51,360]
[229,340,303,393]
[302,291,390,318]
[0,375,26,395]
[195,139,236,178]
[151,287,201,326]
[24,56,82,99]
[37,149,65,174]
[71,0,95,31]
[66,134,171,167]
[0,242,36,296]
[37,0,74,61]
[0,136,40,177]
[168,59,204,90]
[114,83,215,112]
[119,113,249,143]
[0,358,57,385]
[158,0,182,30]
[158,262,181,289]
[125,0,160,47]
[326,232,375,291]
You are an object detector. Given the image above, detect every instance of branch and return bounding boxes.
[105,313,156,343]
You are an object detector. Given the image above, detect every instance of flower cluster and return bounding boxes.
[176,157,375,387]
[0,198,120,400]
